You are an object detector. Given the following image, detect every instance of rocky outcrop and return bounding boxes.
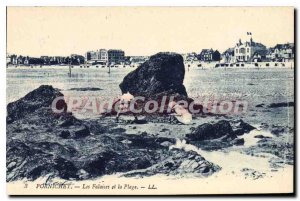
[7,85,67,123]
[186,120,235,141]
[185,120,255,150]
[122,149,220,177]
[7,85,218,181]
[231,119,256,136]
[119,52,188,98]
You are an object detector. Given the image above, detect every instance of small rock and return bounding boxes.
[160,128,170,132]
[271,127,285,135]
[199,166,210,173]
[231,138,244,146]
[268,102,294,108]
[141,131,148,136]
[254,135,271,139]
[233,128,245,136]
[60,130,71,139]
[186,120,234,141]
[7,162,17,171]
[236,119,256,133]
[74,126,90,138]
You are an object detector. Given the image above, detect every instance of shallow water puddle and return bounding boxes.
[170,138,291,180]
[239,128,274,148]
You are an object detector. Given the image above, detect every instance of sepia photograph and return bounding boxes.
[5,6,295,195]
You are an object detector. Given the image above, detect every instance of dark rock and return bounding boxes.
[69,87,102,91]
[7,85,219,181]
[268,102,294,108]
[232,119,256,134]
[186,120,234,141]
[73,125,90,138]
[231,138,245,146]
[7,85,67,123]
[87,121,110,135]
[60,130,71,139]
[271,127,285,135]
[134,119,148,124]
[80,151,115,177]
[119,52,187,98]
[6,141,79,181]
[141,131,148,136]
[260,123,269,129]
[122,149,220,177]
[58,117,81,127]
[186,120,255,150]
[233,128,245,136]
[255,103,265,107]
[254,135,271,139]
[110,127,126,134]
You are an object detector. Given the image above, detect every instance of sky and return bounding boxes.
[7,7,294,57]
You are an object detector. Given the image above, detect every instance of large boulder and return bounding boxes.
[186,120,256,142]
[7,85,67,123]
[231,119,256,136]
[186,120,235,141]
[119,52,187,98]
[185,120,256,150]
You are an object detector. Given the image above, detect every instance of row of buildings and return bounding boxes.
[7,49,129,66]
[7,54,85,66]
[222,38,294,63]
[7,49,149,67]
[85,49,149,65]
[7,34,294,66]
[85,49,125,65]
[185,35,294,64]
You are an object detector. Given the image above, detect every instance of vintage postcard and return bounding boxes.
[6,7,294,195]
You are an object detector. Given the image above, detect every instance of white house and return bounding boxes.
[234,38,266,63]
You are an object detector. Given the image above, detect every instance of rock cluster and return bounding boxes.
[123,149,220,177]
[6,85,218,181]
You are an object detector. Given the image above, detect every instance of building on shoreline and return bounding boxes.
[252,50,268,62]
[97,49,108,64]
[266,43,294,62]
[85,49,125,65]
[7,35,294,67]
[6,54,85,66]
[85,51,98,62]
[85,49,108,64]
[234,37,266,63]
[221,48,235,63]
[107,49,125,65]
[6,54,18,65]
[184,52,199,62]
[198,49,221,62]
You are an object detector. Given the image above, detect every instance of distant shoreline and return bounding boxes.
[6,63,294,69]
